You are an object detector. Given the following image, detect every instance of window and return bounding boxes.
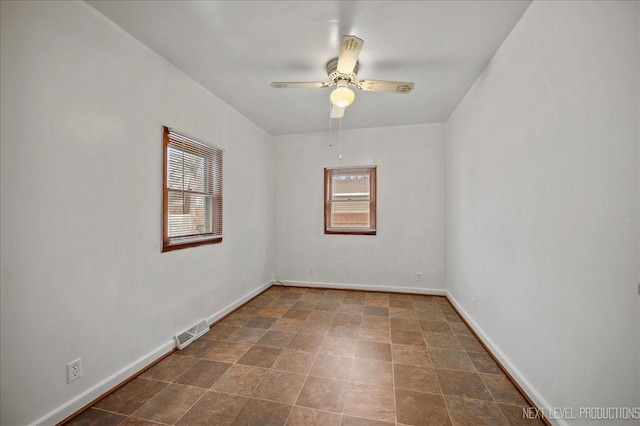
[162,126,223,252]
[324,166,376,235]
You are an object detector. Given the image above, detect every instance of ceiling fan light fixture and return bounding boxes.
[330,81,355,108]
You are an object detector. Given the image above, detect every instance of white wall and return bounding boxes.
[446,1,639,424]
[274,124,446,293]
[0,2,274,425]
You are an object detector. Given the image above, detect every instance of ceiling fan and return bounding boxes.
[270,35,414,118]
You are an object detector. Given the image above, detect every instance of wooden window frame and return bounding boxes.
[324,166,377,235]
[162,126,223,252]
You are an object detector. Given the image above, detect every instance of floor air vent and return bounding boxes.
[174,319,209,350]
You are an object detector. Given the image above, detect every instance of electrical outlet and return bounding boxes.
[67,358,82,383]
[415,273,422,281]
[309,265,314,275]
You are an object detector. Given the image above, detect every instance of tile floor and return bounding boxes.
[66,286,544,426]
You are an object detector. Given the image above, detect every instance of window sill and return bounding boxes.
[162,235,223,252]
[324,229,376,236]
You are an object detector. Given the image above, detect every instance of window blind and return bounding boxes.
[163,126,223,251]
[324,166,376,235]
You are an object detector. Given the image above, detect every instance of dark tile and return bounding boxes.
[468,352,502,375]
[355,340,392,362]
[395,389,451,426]
[435,369,492,401]
[364,294,389,307]
[175,391,247,426]
[391,329,425,346]
[389,293,413,301]
[423,332,463,351]
[230,398,292,425]
[298,320,332,336]
[363,306,389,317]
[211,364,267,397]
[320,336,358,357]
[203,324,239,340]
[390,317,421,331]
[256,330,295,348]
[457,335,486,353]
[287,333,325,352]
[416,310,447,321]
[411,297,440,310]
[285,406,342,426]
[95,377,167,415]
[443,312,463,323]
[175,360,231,388]
[283,309,312,320]
[328,323,360,339]
[237,305,263,315]
[140,354,197,382]
[389,299,414,309]
[204,341,252,363]
[350,358,393,387]
[272,349,318,374]
[334,313,362,326]
[344,291,366,299]
[343,382,395,423]
[444,395,508,425]
[393,364,440,394]
[360,317,390,330]
[419,320,453,335]
[438,303,456,314]
[175,338,219,358]
[220,313,253,327]
[338,304,364,315]
[357,326,391,343]
[226,327,266,344]
[245,316,277,329]
[498,403,546,425]
[271,318,304,333]
[118,419,163,426]
[280,292,303,300]
[237,345,283,368]
[480,373,528,405]
[307,310,337,323]
[65,408,126,426]
[259,306,289,318]
[253,370,307,404]
[296,376,349,412]
[429,349,475,372]
[340,416,393,426]
[310,353,354,380]
[315,302,341,312]
[132,384,206,424]
[271,298,297,308]
[389,307,416,319]
[292,301,318,310]
[391,344,433,367]
[450,321,474,337]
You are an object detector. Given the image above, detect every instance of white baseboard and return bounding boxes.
[278,279,446,296]
[206,279,273,325]
[446,292,563,426]
[32,279,274,426]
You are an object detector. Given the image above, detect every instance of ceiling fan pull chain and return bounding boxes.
[329,101,332,147]
[339,114,342,160]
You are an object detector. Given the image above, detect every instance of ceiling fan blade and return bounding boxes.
[270,82,330,89]
[336,35,364,75]
[356,80,415,93]
[330,105,345,119]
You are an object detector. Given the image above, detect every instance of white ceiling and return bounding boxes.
[88,1,531,136]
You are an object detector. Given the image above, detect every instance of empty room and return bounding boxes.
[1,1,638,425]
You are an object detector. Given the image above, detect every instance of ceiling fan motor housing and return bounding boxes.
[327,57,359,85]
